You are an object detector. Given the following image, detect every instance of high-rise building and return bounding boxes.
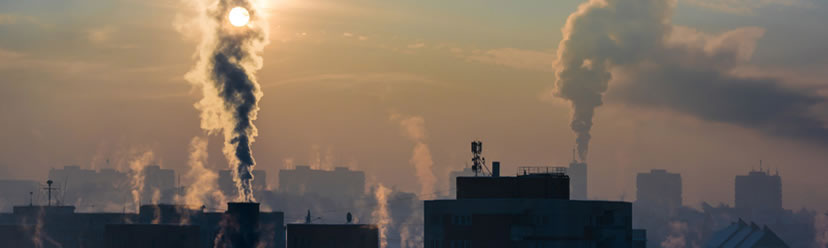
[636,169,682,211]
[278,166,364,202]
[425,163,644,248]
[735,169,782,211]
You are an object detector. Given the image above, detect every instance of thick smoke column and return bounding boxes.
[182,0,269,202]
[178,137,226,208]
[372,185,391,248]
[554,0,828,154]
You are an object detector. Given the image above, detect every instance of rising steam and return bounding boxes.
[180,0,270,202]
[372,184,391,248]
[554,0,828,153]
[179,136,226,209]
[128,151,154,212]
[391,113,436,198]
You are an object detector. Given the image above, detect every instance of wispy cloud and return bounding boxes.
[459,48,556,72]
[683,0,811,14]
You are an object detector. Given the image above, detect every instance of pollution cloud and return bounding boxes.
[390,113,437,199]
[180,0,270,202]
[554,0,828,158]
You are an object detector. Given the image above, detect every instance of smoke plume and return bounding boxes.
[816,213,828,248]
[178,136,226,209]
[181,0,270,202]
[554,0,828,155]
[128,151,154,212]
[372,184,391,248]
[661,220,689,248]
[391,113,436,198]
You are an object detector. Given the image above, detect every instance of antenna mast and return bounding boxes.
[471,140,490,176]
[43,179,57,207]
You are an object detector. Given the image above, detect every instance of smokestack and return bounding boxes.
[225,202,260,248]
[492,161,500,177]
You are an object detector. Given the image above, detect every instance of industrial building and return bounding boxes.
[735,168,782,211]
[278,166,365,203]
[286,224,379,248]
[636,169,682,213]
[425,163,645,248]
[0,202,285,248]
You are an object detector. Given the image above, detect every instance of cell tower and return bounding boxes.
[471,140,490,176]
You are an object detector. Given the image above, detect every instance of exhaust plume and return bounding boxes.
[390,113,436,198]
[128,151,154,212]
[554,0,828,152]
[178,136,226,209]
[181,0,270,202]
[372,184,391,248]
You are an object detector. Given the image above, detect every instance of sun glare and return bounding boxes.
[228,7,250,27]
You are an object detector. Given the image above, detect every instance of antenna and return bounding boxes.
[759,160,763,172]
[470,140,490,176]
[29,192,33,206]
[43,179,57,207]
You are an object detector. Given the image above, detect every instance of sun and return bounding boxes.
[228,7,250,27]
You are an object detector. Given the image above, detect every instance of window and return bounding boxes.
[451,215,472,226]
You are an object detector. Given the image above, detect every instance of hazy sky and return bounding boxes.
[1,0,827,211]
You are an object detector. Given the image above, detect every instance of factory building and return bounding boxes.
[425,163,645,248]
[0,202,285,248]
[286,224,379,248]
[636,169,682,213]
[278,166,365,203]
[735,168,782,211]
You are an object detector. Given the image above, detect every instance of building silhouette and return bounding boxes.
[286,224,379,248]
[278,166,365,203]
[425,164,645,248]
[735,168,782,211]
[705,219,789,248]
[636,169,682,213]
[568,161,588,200]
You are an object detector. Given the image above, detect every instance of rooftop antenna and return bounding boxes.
[471,140,490,176]
[305,209,312,224]
[43,179,57,207]
[29,192,33,206]
[759,160,763,172]
[346,212,353,224]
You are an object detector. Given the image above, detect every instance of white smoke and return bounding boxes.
[372,184,392,248]
[179,0,271,202]
[390,113,436,199]
[661,220,690,248]
[127,150,154,212]
[177,136,226,209]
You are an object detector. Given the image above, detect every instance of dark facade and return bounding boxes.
[0,203,285,248]
[105,224,200,248]
[735,170,782,211]
[636,169,682,212]
[427,165,642,248]
[287,224,379,248]
[455,173,569,200]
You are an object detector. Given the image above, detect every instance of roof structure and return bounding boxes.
[705,219,789,248]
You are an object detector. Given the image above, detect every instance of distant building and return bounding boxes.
[142,165,176,204]
[447,167,475,199]
[425,164,643,248]
[636,169,682,212]
[0,180,39,211]
[278,166,364,202]
[705,219,789,248]
[569,161,588,200]
[287,224,379,248]
[219,169,268,199]
[735,169,782,211]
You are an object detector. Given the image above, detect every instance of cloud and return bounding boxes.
[462,48,556,72]
[87,26,117,43]
[682,0,810,14]
[0,14,43,26]
[407,42,425,49]
[553,0,828,152]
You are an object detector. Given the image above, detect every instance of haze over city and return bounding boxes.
[1,0,827,247]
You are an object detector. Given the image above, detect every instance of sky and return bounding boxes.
[1,0,827,211]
